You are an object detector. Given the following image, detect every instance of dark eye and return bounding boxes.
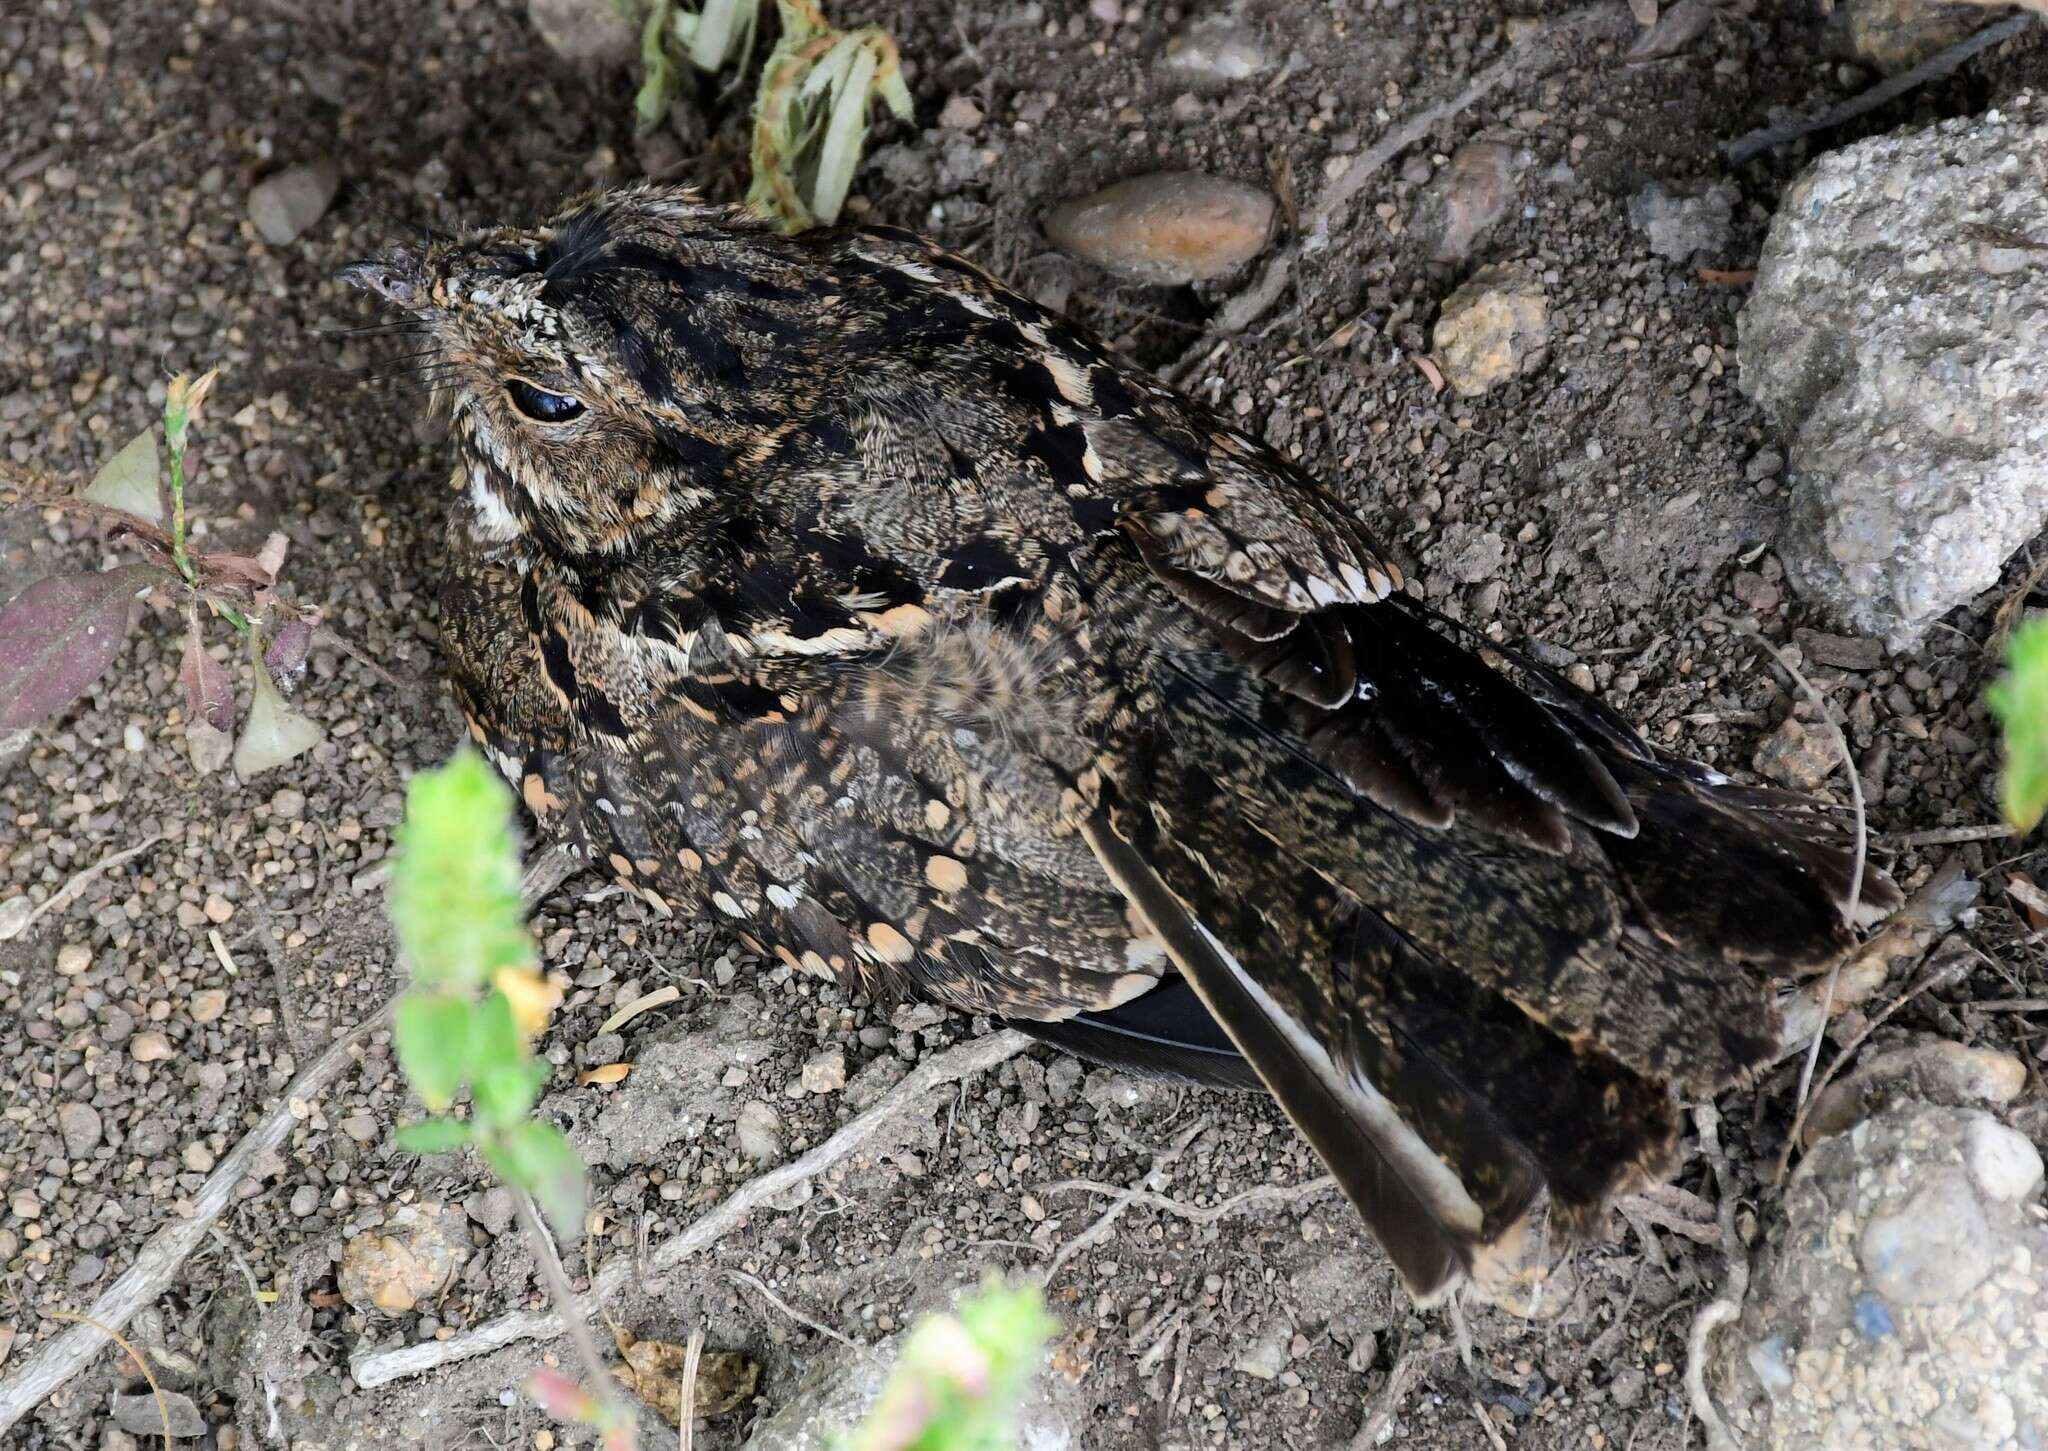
[506,378,585,422]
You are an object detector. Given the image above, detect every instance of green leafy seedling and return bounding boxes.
[1989,617,2048,834]
[619,0,909,230]
[385,748,584,1239]
[386,749,632,1445]
[841,1279,1056,1451]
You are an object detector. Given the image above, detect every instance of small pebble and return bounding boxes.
[799,1047,847,1095]
[247,159,340,247]
[1753,717,1836,792]
[736,1099,785,1162]
[1045,172,1276,286]
[1433,265,1549,396]
[190,989,229,1024]
[110,1389,206,1439]
[129,1031,175,1063]
[55,943,91,976]
[58,1103,103,1158]
[938,94,983,130]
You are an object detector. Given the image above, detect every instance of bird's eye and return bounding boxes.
[506,379,585,422]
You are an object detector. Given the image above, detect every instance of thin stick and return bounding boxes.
[1773,950,1977,1178]
[1470,1399,1510,1451]
[0,1008,386,1437]
[1042,1175,1336,1224]
[1877,823,2015,849]
[1347,1343,1439,1450]
[1736,625,1868,1126]
[677,1328,704,1451]
[0,832,164,942]
[1724,13,2038,164]
[725,1269,868,1354]
[0,845,581,1436]
[43,1312,172,1451]
[351,1029,1035,1388]
[1681,1104,1747,1451]
[1041,1118,1211,1285]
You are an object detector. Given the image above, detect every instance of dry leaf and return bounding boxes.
[612,1330,759,1424]
[578,1062,631,1086]
[599,984,680,1034]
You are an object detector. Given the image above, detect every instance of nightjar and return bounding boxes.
[347,185,1898,1302]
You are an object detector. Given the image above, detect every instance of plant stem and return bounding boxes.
[514,1191,633,1434]
[165,420,194,587]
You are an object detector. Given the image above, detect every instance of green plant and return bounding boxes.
[625,0,911,231]
[842,1280,1055,1451]
[1989,617,2048,834]
[0,371,326,776]
[385,748,631,1449]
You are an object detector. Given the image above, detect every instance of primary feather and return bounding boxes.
[349,185,1899,1301]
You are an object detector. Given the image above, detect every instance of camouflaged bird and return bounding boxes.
[346,185,1899,1302]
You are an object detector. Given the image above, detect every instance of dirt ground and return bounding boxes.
[3,1,2046,1448]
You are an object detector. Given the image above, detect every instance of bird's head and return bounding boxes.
[343,185,826,559]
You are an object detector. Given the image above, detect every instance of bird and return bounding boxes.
[345,184,1898,1303]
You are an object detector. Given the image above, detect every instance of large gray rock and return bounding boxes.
[1737,113,2048,650]
[1708,1103,2048,1449]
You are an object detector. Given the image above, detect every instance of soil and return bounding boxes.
[2,2,2045,1449]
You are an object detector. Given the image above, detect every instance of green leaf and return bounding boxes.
[395,991,472,1111]
[483,1122,588,1239]
[1989,618,2048,834]
[473,1060,548,1126]
[83,427,165,524]
[387,750,534,995]
[231,653,323,780]
[847,1279,1055,1451]
[394,1118,473,1154]
[635,0,679,132]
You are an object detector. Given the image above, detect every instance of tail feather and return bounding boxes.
[1079,589,1898,1299]
[1082,812,1501,1301]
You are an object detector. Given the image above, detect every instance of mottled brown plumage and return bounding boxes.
[348,185,1898,1301]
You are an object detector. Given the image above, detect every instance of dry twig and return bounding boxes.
[351,1028,1034,1387]
[677,1328,705,1451]
[1165,2,1630,384]
[1775,948,1979,1175]
[1681,1103,1747,1451]
[1347,1342,1442,1450]
[1041,1117,1211,1284]
[0,1009,386,1437]
[1043,1174,1336,1225]
[1734,625,1868,1131]
[724,1269,869,1355]
[0,832,163,942]
[1724,12,2038,164]
[0,846,584,1437]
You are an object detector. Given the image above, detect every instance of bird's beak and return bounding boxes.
[337,250,424,308]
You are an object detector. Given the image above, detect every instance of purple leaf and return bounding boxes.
[265,615,314,691]
[0,565,158,731]
[180,620,236,734]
